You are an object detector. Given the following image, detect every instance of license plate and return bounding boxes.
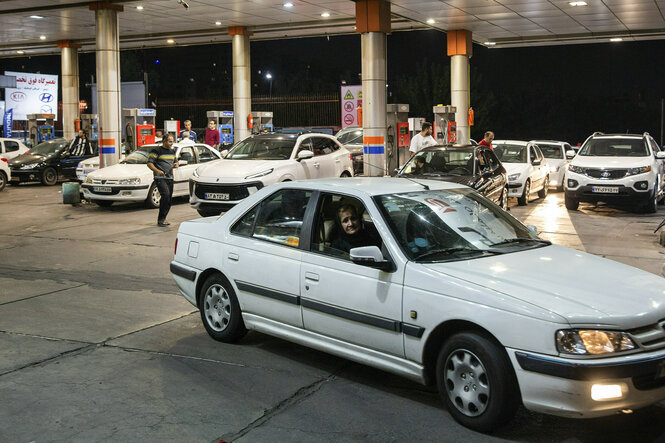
[591,186,619,194]
[205,192,230,201]
[93,186,112,193]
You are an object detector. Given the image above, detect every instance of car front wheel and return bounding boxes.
[145,183,161,209]
[500,187,508,210]
[199,274,247,343]
[642,187,658,214]
[564,193,579,210]
[41,167,57,186]
[436,332,520,433]
[538,177,549,198]
[517,180,530,206]
[0,171,6,192]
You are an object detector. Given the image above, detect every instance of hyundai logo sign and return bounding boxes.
[40,93,54,103]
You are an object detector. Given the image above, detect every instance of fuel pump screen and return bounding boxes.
[399,126,408,135]
[221,128,231,134]
[139,128,153,136]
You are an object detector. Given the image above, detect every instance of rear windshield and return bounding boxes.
[579,139,649,157]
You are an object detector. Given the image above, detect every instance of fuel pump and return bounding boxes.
[27,113,56,146]
[80,114,99,142]
[385,104,409,172]
[250,111,274,134]
[123,108,156,152]
[433,105,457,146]
[206,111,235,146]
[164,120,180,141]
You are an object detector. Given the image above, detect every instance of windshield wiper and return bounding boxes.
[416,247,503,261]
[490,238,551,247]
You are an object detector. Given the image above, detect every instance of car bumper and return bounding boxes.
[507,181,525,197]
[81,183,150,201]
[76,168,97,182]
[189,179,264,210]
[509,348,665,418]
[9,169,43,183]
[565,171,654,203]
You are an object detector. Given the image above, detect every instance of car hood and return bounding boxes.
[9,154,53,166]
[196,159,293,180]
[87,163,152,179]
[423,245,665,328]
[503,163,530,175]
[571,156,652,169]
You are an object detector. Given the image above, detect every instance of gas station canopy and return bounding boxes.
[1,0,664,58]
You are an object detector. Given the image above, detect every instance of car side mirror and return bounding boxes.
[566,150,576,159]
[656,151,665,159]
[349,246,393,271]
[221,149,229,158]
[532,159,541,166]
[178,159,188,166]
[297,150,314,161]
[527,225,539,236]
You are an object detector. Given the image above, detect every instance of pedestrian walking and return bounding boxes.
[147,134,179,227]
[409,122,436,156]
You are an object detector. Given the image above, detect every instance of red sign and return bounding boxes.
[343,114,354,126]
[344,102,354,112]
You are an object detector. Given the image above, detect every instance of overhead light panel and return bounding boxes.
[39,35,46,40]
[484,41,496,46]
[610,37,623,42]
[167,39,175,44]
[215,21,222,25]
[569,1,587,5]
[30,15,44,19]
[136,5,144,10]
[321,12,330,17]
[426,19,435,24]
[17,50,25,54]
[284,2,294,7]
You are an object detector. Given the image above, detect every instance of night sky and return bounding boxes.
[2,30,664,145]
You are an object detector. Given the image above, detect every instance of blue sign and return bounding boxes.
[39,93,54,103]
[3,109,13,138]
[138,109,156,116]
[221,111,234,117]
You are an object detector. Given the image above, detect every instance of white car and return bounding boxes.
[82,141,221,208]
[170,178,665,432]
[190,132,353,217]
[530,140,575,190]
[0,157,10,192]
[494,140,549,205]
[565,132,665,213]
[0,138,29,161]
[76,142,127,182]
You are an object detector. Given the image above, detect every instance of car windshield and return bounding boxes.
[29,140,68,156]
[121,146,154,164]
[494,144,527,163]
[578,138,649,157]
[376,188,547,262]
[400,149,476,176]
[336,129,363,145]
[226,138,296,160]
[537,144,563,159]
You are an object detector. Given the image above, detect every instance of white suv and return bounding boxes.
[564,132,665,213]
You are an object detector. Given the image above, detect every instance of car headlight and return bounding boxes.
[84,176,93,184]
[193,168,199,178]
[568,165,586,174]
[508,173,521,181]
[556,329,636,355]
[77,161,83,168]
[245,168,273,179]
[118,177,141,185]
[626,165,651,176]
[20,163,40,170]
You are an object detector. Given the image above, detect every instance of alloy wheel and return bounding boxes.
[444,349,491,417]
[203,284,231,332]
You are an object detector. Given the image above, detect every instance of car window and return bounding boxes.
[311,193,382,259]
[537,143,564,159]
[310,137,339,156]
[484,149,501,171]
[579,138,649,157]
[251,189,312,248]
[4,141,19,152]
[529,146,538,163]
[297,138,313,154]
[195,145,216,163]
[401,149,474,176]
[337,129,363,145]
[226,137,296,160]
[231,205,259,237]
[178,146,196,164]
[494,144,526,163]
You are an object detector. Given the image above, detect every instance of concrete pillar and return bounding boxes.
[58,41,81,140]
[229,26,252,143]
[356,0,390,176]
[90,2,123,167]
[448,30,472,145]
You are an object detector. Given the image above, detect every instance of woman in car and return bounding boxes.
[331,204,382,254]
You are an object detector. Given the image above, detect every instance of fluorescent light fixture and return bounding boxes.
[321,12,330,17]
[484,41,496,46]
[591,384,623,401]
[569,1,587,5]
[426,18,435,24]
[284,2,294,7]
[30,15,44,19]
[610,37,623,42]
[266,73,272,79]
[215,21,222,25]
[17,50,25,54]
[136,5,144,10]
[166,39,175,44]
[39,35,46,40]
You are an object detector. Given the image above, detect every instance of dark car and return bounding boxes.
[397,145,508,209]
[9,139,97,186]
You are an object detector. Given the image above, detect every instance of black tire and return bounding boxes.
[499,187,508,210]
[538,177,549,199]
[198,274,247,343]
[197,208,222,217]
[41,167,57,186]
[0,171,6,192]
[436,332,520,433]
[340,171,352,178]
[642,188,658,214]
[517,180,530,206]
[564,194,579,210]
[94,200,113,207]
[145,182,160,209]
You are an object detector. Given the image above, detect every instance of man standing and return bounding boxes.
[204,120,220,148]
[71,130,92,156]
[179,120,197,142]
[147,134,179,227]
[409,122,436,156]
[478,131,494,150]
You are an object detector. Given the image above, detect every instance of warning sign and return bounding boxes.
[341,85,362,129]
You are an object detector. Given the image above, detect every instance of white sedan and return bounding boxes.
[82,141,221,208]
[76,142,127,182]
[0,138,29,161]
[0,157,10,191]
[170,177,665,433]
[190,132,353,217]
[493,140,549,205]
[531,140,576,190]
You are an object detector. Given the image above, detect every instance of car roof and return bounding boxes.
[591,134,643,139]
[530,140,567,144]
[492,140,529,146]
[272,177,465,197]
[420,144,477,152]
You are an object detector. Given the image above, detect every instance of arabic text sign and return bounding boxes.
[4,71,59,120]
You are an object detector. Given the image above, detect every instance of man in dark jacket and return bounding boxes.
[147,134,179,226]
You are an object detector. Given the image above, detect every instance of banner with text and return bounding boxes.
[3,108,13,138]
[4,71,59,121]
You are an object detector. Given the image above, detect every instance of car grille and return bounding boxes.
[193,181,264,201]
[90,178,121,185]
[584,168,628,180]
[629,319,665,352]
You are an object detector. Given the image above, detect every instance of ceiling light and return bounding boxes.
[136,5,143,10]
[39,35,46,40]
[569,1,587,5]
[167,39,175,44]
[284,2,294,7]
[215,21,222,25]
[484,41,496,46]
[610,37,623,42]
[321,12,330,17]
[17,50,24,54]
[30,15,44,19]
[426,19,435,24]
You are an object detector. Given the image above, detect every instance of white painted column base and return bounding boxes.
[361,32,387,177]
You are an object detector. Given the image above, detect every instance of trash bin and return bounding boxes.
[62,181,81,205]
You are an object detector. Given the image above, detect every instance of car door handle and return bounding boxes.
[313,162,320,168]
[228,253,239,261]
[304,272,319,282]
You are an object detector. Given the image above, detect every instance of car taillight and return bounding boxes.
[174,237,178,255]
[350,154,353,160]
[0,158,7,163]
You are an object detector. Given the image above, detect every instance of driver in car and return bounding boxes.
[331,204,382,254]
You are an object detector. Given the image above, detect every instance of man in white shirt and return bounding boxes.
[409,122,436,156]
